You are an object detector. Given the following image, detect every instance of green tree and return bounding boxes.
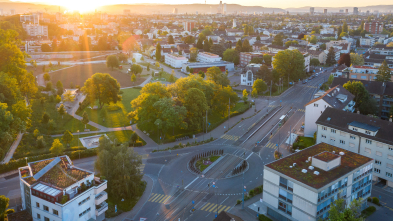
[376,60,392,82]
[41,112,50,124]
[310,58,320,66]
[242,89,248,103]
[210,44,225,57]
[184,88,208,131]
[153,97,188,133]
[156,43,162,61]
[62,130,73,147]
[203,39,210,52]
[223,49,240,65]
[94,136,143,200]
[251,88,258,98]
[198,70,205,78]
[43,72,50,82]
[55,95,62,103]
[253,79,267,94]
[272,33,284,46]
[272,49,305,83]
[82,111,89,128]
[19,72,38,99]
[196,38,203,49]
[263,54,272,66]
[131,64,143,75]
[130,132,138,146]
[36,135,46,149]
[56,80,63,95]
[342,21,348,33]
[327,198,364,221]
[167,35,174,44]
[33,128,40,137]
[106,55,119,70]
[242,39,252,52]
[206,66,230,86]
[211,86,239,116]
[57,104,66,119]
[131,73,137,85]
[326,47,336,66]
[343,81,377,115]
[81,73,121,109]
[0,195,13,221]
[50,139,64,156]
[41,43,51,52]
[250,57,263,64]
[45,81,53,91]
[62,90,75,103]
[255,65,273,84]
[189,47,199,62]
[235,39,242,52]
[169,73,176,83]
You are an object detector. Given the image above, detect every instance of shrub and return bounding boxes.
[236,199,242,205]
[60,195,68,204]
[249,189,255,197]
[366,206,376,213]
[258,214,272,221]
[372,197,380,205]
[367,197,372,202]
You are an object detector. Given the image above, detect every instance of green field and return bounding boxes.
[293,136,315,150]
[77,88,141,128]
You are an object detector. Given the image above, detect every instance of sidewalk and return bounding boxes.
[107,174,154,221]
[1,132,23,164]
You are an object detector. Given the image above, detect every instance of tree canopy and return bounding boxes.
[206,66,230,86]
[272,49,305,83]
[106,55,119,70]
[326,47,337,66]
[338,53,351,67]
[350,53,364,66]
[376,60,392,82]
[223,49,240,65]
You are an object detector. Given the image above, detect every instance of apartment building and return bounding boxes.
[364,22,383,34]
[348,65,393,81]
[370,45,393,55]
[19,156,108,221]
[304,85,355,137]
[183,21,195,32]
[165,53,188,68]
[197,52,222,63]
[364,53,393,69]
[263,143,373,221]
[239,52,268,66]
[360,37,376,47]
[316,108,393,186]
[22,23,48,38]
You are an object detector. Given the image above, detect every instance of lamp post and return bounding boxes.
[25,157,28,166]
[77,130,80,159]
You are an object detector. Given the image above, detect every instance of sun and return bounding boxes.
[61,1,99,13]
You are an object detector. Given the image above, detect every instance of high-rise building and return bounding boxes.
[183,21,195,32]
[354,7,359,15]
[224,3,227,14]
[364,21,383,34]
[10,9,15,15]
[310,7,314,15]
[232,19,236,28]
[366,10,370,16]
[345,9,348,13]
[324,9,327,14]
[339,9,344,13]
[173,8,178,14]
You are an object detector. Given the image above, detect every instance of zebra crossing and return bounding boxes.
[297,109,305,112]
[220,134,240,141]
[138,164,145,173]
[265,142,277,150]
[199,202,231,213]
[148,193,172,204]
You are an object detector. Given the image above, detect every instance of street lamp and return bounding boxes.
[77,130,80,159]
[25,157,28,166]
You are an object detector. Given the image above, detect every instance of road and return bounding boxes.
[1,66,341,220]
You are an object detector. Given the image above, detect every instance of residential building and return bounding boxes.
[165,53,188,68]
[240,64,262,86]
[182,61,234,73]
[348,65,393,81]
[316,108,393,186]
[310,7,314,15]
[360,37,376,47]
[18,156,108,221]
[183,21,195,32]
[197,52,222,63]
[262,142,373,221]
[20,14,39,24]
[307,50,327,64]
[364,22,384,34]
[22,23,48,38]
[370,45,393,55]
[239,52,269,66]
[320,28,335,35]
[364,53,393,68]
[304,86,355,137]
[225,29,244,36]
[354,7,359,15]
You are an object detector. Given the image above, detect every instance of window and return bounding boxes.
[79,196,91,206]
[388,155,393,161]
[314,104,319,107]
[389,147,393,151]
[278,201,292,216]
[340,132,346,137]
[340,140,345,144]
[365,148,371,154]
[387,172,393,178]
[53,209,58,216]
[321,134,327,138]
[387,163,393,169]
[36,202,40,208]
[43,205,49,212]
[376,151,382,157]
[37,214,41,219]
[366,139,372,144]
[352,127,358,132]
[322,126,327,131]
[375,160,382,165]
[374,168,381,173]
[279,177,293,192]
[350,135,356,140]
[279,189,293,203]
[331,129,336,133]
[330,137,335,142]
[366,131,371,135]
[44,218,49,221]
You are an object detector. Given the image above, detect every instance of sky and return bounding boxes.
[12,0,393,12]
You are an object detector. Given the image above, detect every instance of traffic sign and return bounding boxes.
[213,182,215,185]
[192,201,195,204]
[115,205,117,213]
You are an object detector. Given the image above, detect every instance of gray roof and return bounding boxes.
[348,121,380,132]
[309,85,355,110]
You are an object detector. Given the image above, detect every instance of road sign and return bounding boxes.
[244,186,246,188]
[280,100,282,102]
[213,182,215,185]
[215,214,217,218]
[115,205,117,213]
[192,201,195,204]
[213,185,215,188]
[276,144,278,147]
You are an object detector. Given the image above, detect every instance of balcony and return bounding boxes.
[95,191,107,205]
[94,178,107,195]
[96,202,108,217]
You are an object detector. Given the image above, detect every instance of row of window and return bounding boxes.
[78,196,90,206]
[35,202,58,216]
[36,214,49,221]
[279,177,294,192]
[374,168,393,178]
[318,177,348,202]
[353,164,373,182]
[79,207,91,217]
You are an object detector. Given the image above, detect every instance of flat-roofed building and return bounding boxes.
[165,53,188,68]
[197,52,222,63]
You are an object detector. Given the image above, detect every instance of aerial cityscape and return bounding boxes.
[0,1,393,221]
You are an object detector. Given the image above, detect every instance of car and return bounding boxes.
[302,80,308,84]
[308,77,312,80]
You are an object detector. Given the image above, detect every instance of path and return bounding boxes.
[1,132,23,164]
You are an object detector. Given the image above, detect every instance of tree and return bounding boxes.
[106,55,119,70]
[242,39,252,52]
[94,136,143,200]
[63,90,75,103]
[19,72,38,99]
[387,42,393,47]
[253,79,267,94]
[155,62,160,68]
[196,38,203,49]
[198,70,205,78]
[338,53,351,67]
[272,49,305,83]
[43,72,50,82]
[62,130,73,147]
[310,58,320,66]
[342,21,349,33]
[36,135,46,149]
[256,35,261,41]
[272,33,284,46]
[223,49,240,65]
[56,80,63,95]
[131,73,137,85]
[327,198,364,221]
[211,86,239,116]
[376,60,392,82]
[350,53,364,66]
[50,139,64,156]
[184,88,208,131]
[285,40,299,47]
[251,88,258,98]
[41,112,50,124]
[156,43,162,61]
[206,66,230,86]
[326,47,336,66]
[210,44,225,57]
[250,57,263,64]
[81,73,121,109]
[55,95,62,103]
[131,64,143,75]
[235,39,242,52]
[57,104,66,119]
[343,81,377,114]
[41,43,51,52]
[118,53,128,63]
[130,132,138,146]
[203,39,210,52]
[0,195,13,221]
[242,89,248,103]
[297,33,305,39]
[82,111,89,128]
[255,65,273,83]
[189,47,198,62]
[45,82,53,91]
[263,54,272,66]
[167,35,174,44]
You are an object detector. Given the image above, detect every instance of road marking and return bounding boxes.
[209,205,218,212]
[153,195,165,203]
[204,203,215,211]
[149,194,161,202]
[184,177,199,189]
[201,203,211,210]
[159,195,171,204]
[245,153,253,160]
[148,193,157,201]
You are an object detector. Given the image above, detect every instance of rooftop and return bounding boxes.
[348,121,380,132]
[313,151,340,162]
[266,143,373,189]
[304,85,355,109]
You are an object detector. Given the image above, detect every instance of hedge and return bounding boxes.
[258,214,272,221]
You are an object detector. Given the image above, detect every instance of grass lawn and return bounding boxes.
[195,155,220,172]
[263,85,293,96]
[151,71,178,82]
[293,136,315,150]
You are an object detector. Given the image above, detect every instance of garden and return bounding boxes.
[292,136,316,151]
[195,155,220,172]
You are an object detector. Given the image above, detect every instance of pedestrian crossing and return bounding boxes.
[265,142,277,150]
[297,109,305,112]
[220,134,240,141]
[138,164,145,173]
[200,203,230,213]
[148,193,172,204]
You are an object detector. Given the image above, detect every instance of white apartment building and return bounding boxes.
[316,108,393,187]
[22,23,48,38]
[19,156,108,221]
[349,65,393,81]
[263,143,373,221]
[304,85,355,137]
[360,37,376,46]
[165,53,188,68]
[197,52,222,63]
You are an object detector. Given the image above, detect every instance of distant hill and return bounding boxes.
[286,5,393,13]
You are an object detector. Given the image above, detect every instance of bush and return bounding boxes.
[236,199,242,205]
[249,189,255,197]
[372,197,380,205]
[258,214,272,221]
[366,206,376,213]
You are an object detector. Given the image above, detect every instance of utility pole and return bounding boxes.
[242,172,245,209]
[270,80,272,97]
[227,97,230,130]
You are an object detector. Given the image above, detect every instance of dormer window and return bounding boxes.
[365,131,371,135]
[352,128,358,132]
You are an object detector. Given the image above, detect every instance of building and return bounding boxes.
[316,108,393,187]
[354,7,359,15]
[304,85,355,137]
[18,156,108,221]
[55,12,62,21]
[182,61,234,73]
[165,53,188,68]
[10,9,15,15]
[348,65,393,81]
[240,63,262,86]
[197,52,222,63]
[364,22,384,34]
[223,3,227,14]
[324,9,327,14]
[307,50,327,64]
[173,8,178,14]
[22,23,48,38]
[20,14,39,24]
[233,19,236,28]
[225,29,244,36]
[345,9,349,13]
[183,21,195,32]
[262,142,373,221]
[310,7,314,15]
[239,52,266,66]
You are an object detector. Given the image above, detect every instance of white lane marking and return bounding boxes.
[245,153,253,160]
[184,177,199,189]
